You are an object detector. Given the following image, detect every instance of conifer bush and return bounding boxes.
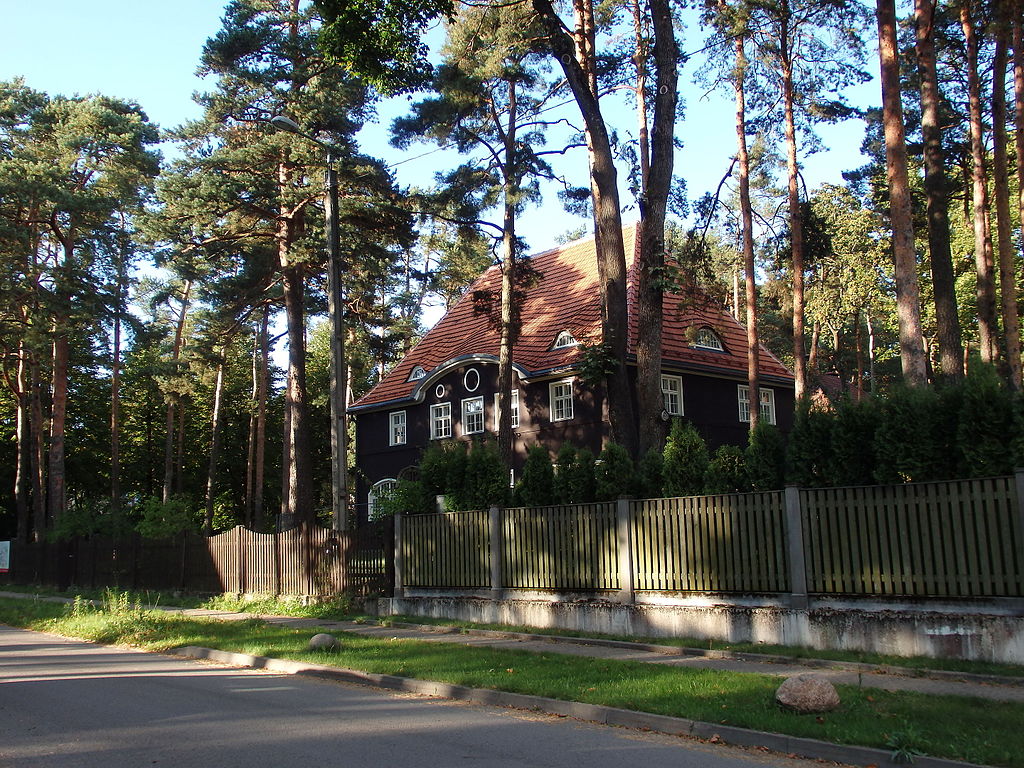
[565,447,597,503]
[637,448,665,499]
[662,419,708,497]
[703,444,750,494]
[825,395,879,486]
[955,365,1017,477]
[462,439,509,509]
[594,442,636,501]
[515,445,555,507]
[553,443,577,504]
[745,422,785,491]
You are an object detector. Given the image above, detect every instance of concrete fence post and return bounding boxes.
[393,513,405,599]
[616,497,635,605]
[489,506,503,600]
[784,485,808,610]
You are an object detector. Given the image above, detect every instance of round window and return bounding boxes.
[463,368,480,392]
[435,384,446,399]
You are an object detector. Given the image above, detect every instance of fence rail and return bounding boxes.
[396,473,1024,600]
[1,521,393,598]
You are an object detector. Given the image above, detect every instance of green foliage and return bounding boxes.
[515,445,555,507]
[825,396,879,486]
[785,398,834,486]
[872,386,950,484]
[955,365,1016,477]
[745,422,786,491]
[135,496,197,539]
[662,419,709,497]
[636,448,665,499]
[49,499,134,542]
[564,447,597,504]
[703,445,750,494]
[462,439,509,510]
[316,0,455,94]
[418,440,467,511]
[552,443,577,504]
[372,478,433,517]
[594,443,636,501]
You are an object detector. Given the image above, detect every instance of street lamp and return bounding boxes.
[270,115,349,532]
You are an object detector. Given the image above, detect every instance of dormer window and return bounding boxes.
[408,365,427,382]
[692,327,724,351]
[552,330,578,349]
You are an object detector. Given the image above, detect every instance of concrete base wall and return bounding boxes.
[374,592,1024,665]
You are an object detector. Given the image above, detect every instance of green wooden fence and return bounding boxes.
[801,477,1022,597]
[632,493,789,593]
[397,474,1024,599]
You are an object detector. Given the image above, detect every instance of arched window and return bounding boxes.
[692,327,724,351]
[408,365,427,381]
[552,330,578,349]
[368,478,398,520]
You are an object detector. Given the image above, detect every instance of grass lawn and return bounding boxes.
[0,594,1021,767]
[6,585,1023,678]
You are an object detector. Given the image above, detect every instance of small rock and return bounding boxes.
[775,674,840,714]
[308,633,340,651]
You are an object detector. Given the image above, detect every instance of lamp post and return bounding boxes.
[270,116,349,531]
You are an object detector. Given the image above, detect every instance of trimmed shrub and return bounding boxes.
[872,385,947,483]
[745,421,786,491]
[463,439,509,509]
[703,444,750,494]
[418,440,467,510]
[825,395,879,486]
[553,442,578,504]
[566,447,597,503]
[955,364,1017,477]
[785,397,833,486]
[662,419,708,496]
[594,442,636,501]
[515,445,555,507]
[637,448,665,499]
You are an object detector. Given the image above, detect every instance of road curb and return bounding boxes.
[170,644,990,768]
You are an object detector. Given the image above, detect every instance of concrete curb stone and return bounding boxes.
[170,644,991,768]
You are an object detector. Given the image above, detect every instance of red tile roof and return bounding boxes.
[351,224,792,411]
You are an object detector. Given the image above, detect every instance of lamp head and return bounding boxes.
[269,115,302,134]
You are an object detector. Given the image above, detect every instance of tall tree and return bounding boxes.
[914,0,964,381]
[960,0,1000,365]
[876,0,928,386]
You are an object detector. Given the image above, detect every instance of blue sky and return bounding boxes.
[4,1,878,255]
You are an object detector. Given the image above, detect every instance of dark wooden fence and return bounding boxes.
[1,521,393,598]
[397,474,1024,600]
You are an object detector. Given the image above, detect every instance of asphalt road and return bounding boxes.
[0,625,833,768]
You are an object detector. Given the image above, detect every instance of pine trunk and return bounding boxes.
[735,33,760,432]
[961,0,1000,364]
[781,0,808,400]
[162,281,191,504]
[14,346,30,543]
[204,356,226,535]
[635,0,678,456]
[915,0,964,381]
[877,0,929,386]
[992,2,1022,389]
[534,0,637,456]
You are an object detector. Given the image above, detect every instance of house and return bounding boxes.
[350,224,795,516]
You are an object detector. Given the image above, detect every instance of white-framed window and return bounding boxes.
[462,396,484,435]
[368,478,398,520]
[463,367,480,392]
[493,389,520,429]
[549,379,574,422]
[408,365,426,381]
[430,402,452,439]
[661,375,683,416]
[693,327,724,351]
[388,410,407,446]
[738,385,776,425]
[552,330,578,349]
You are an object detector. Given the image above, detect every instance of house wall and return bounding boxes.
[354,361,796,517]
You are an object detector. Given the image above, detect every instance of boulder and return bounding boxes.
[308,633,340,651]
[775,674,840,714]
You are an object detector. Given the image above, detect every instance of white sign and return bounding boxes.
[0,541,9,573]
